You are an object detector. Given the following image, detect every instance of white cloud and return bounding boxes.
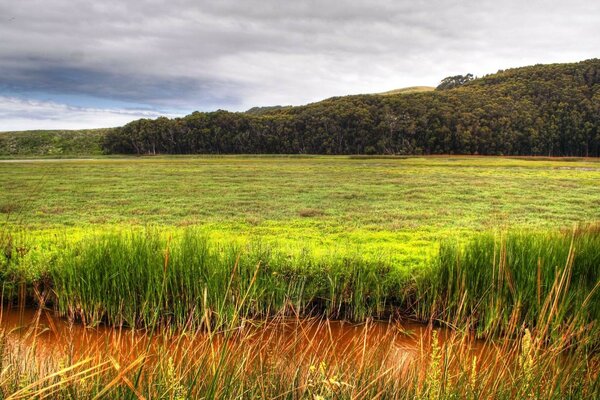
[0,97,177,131]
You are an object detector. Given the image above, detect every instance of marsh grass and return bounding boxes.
[65,233,408,328]
[426,224,600,340]
[0,224,598,398]
[1,229,409,328]
[1,225,598,340]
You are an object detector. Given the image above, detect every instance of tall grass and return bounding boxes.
[0,225,598,398]
[423,224,600,339]
[44,229,409,328]
[1,225,598,337]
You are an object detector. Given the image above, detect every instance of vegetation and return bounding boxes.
[377,86,435,96]
[1,156,598,398]
[3,59,599,158]
[1,156,597,327]
[435,73,474,90]
[2,225,598,335]
[1,157,599,262]
[103,59,600,156]
[245,105,294,115]
[426,227,600,337]
[0,129,108,158]
[0,226,598,399]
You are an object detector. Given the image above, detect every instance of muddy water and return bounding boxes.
[0,307,491,371]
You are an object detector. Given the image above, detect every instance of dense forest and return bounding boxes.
[103,59,598,156]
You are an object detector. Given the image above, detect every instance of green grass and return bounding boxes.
[0,227,598,399]
[2,226,598,338]
[1,156,599,265]
[2,156,598,329]
[0,129,108,158]
[2,229,411,327]
[425,226,600,336]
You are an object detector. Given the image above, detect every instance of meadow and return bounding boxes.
[0,156,599,398]
[2,156,599,260]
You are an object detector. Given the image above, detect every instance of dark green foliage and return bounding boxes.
[244,105,293,115]
[103,59,600,156]
[435,73,474,90]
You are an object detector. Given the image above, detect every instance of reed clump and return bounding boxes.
[1,225,598,340]
[41,229,409,328]
[424,224,600,339]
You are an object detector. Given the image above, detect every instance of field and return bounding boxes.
[2,156,599,258]
[1,156,599,398]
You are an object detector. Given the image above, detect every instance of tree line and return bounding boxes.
[103,59,600,157]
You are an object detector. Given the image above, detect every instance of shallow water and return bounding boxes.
[0,306,490,370]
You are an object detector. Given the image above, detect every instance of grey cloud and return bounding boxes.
[0,58,245,109]
[0,0,599,129]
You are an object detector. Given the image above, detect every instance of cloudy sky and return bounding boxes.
[1,0,599,130]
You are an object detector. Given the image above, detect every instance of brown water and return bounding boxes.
[0,306,494,372]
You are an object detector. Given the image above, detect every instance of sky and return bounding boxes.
[1,1,599,131]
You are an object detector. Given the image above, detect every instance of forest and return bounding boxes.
[103,59,600,157]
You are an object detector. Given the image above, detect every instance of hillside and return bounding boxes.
[0,129,109,157]
[245,105,293,115]
[104,58,600,156]
[377,86,435,96]
[5,59,600,157]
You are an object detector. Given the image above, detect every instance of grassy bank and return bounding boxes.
[2,226,598,338]
[0,228,598,399]
[2,229,413,327]
[0,129,109,158]
[1,225,598,399]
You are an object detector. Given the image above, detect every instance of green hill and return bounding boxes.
[244,105,293,115]
[105,58,600,156]
[0,129,110,157]
[5,59,600,157]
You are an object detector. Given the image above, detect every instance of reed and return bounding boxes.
[44,229,408,328]
[424,224,600,339]
[0,224,598,398]
[1,225,598,339]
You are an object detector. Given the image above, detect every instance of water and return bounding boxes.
[0,306,490,371]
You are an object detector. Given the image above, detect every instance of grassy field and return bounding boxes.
[2,155,599,329]
[2,156,599,261]
[1,155,599,398]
